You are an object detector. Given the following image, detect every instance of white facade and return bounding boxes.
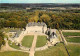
[26,26,47,34]
[25,22,47,34]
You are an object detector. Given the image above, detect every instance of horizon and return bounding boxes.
[0,3,80,4]
[0,0,80,4]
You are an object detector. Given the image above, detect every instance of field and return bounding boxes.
[63,32,80,36]
[63,32,80,43]
[22,35,34,47]
[62,31,80,56]
[1,28,22,33]
[36,35,47,47]
[65,37,80,43]
[35,43,68,56]
[0,51,29,56]
[66,44,80,56]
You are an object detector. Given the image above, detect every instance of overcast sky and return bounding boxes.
[0,0,80,3]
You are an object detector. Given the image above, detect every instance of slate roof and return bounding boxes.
[9,30,22,38]
[50,32,57,39]
[27,22,47,27]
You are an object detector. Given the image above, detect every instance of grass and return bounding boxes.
[56,30,61,41]
[22,35,34,48]
[35,43,68,56]
[8,40,20,49]
[65,37,80,43]
[36,35,47,47]
[0,51,29,56]
[63,32,80,36]
[66,44,80,56]
[1,28,22,33]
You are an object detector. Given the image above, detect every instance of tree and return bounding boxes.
[40,14,50,22]
[56,23,59,29]
[0,18,5,28]
[0,31,5,49]
[28,15,39,22]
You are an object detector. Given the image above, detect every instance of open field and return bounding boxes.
[36,35,47,47]
[65,37,80,43]
[63,32,80,36]
[66,44,80,56]
[62,32,80,43]
[35,43,68,56]
[0,51,29,56]
[1,28,22,33]
[22,35,34,47]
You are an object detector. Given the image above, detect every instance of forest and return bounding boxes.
[0,10,80,29]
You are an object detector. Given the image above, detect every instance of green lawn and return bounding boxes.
[8,40,20,49]
[66,44,80,56]
[1,28,21,33]
[0,51,29,56]
[35,43,68,56]
[36,35,47,47]
[65,37,80,43]
[22,35,34,47]
[63,32,80,36]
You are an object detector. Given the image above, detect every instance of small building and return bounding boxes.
[47,29,59,45]
[49,32,57,43]
[26,22,47,34]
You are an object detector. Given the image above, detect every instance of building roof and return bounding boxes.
[50,32,57,39]
[27,22,47,27]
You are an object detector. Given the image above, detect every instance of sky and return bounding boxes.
[0,0,80,3]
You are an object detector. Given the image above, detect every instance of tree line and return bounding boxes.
[0,10,80,29]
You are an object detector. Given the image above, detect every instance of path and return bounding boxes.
[68,42,80,45]
[62,30,80,32]
[0,40,29,52]
[29,34,37,56]
[1,40,17,52]
[68,36,80,37]
[59,30,68,45]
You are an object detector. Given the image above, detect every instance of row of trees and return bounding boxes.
[0,31,5,49]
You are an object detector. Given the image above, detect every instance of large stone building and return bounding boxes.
[8,22,59,46]
[25,22,47,34]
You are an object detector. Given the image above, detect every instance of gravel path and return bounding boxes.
[68,42,80,45]
[68,36,80,37]
[0,40,29,52]
[29,34,37,56]
[1,40,17,51]
[62,30,80,32]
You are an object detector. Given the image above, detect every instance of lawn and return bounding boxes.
[1,28,22,33]
[63,32,80,36]
[66,44,80,56]
[35,43,68,56]
[8,40,20,49]
[36,35,47,47]
[0,51,29,56]
[65,37,80,43]
[22,35,34,47]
